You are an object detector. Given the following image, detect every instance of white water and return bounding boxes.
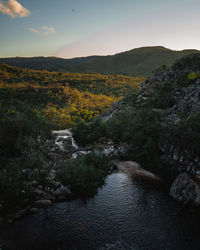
[52,129,78,151]
[52,128,116,159]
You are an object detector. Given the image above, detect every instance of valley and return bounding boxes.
[1,51,200,250]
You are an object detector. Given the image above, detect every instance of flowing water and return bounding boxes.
[1,171,200,250]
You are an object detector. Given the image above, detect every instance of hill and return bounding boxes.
[0,63,144,128]
[0,46,199,77]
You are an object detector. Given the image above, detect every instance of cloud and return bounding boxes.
[28,25,56,35]
[0,0,30,18]
[28,27,40,35]
[41,25,56,34]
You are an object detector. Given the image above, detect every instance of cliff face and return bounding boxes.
[135,54,200,204]
[140,54,200,173]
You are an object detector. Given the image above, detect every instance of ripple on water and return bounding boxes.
[1,172,200,250]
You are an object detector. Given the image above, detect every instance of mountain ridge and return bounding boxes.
[0,46,200,77]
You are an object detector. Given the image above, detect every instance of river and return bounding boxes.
[1,169,200,250]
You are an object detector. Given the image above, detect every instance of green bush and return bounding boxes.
[168,112,200,159]
[0,89,51,213]
[0,89,51,157]
[0,150,50,214]
[106,108,163,171]
[56,152,114,196]
[72,118,106,146]
[144,82,175,109]
[0,164,36,214]
[72,106,164,173]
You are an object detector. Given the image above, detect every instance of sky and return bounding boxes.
[0,0,200,58]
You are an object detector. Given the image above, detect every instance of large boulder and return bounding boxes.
[170,173,200,205]
[53,186,72,200]
[117,161,161,182]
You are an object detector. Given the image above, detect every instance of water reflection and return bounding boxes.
[1,172,200,250]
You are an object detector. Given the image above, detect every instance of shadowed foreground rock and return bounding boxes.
[170,173,200,205]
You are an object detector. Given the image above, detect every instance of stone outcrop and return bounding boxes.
[170,173,200,205]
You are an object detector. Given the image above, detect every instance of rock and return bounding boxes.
[52,181,62,189]
[103,146,115,156]
[49,169,56,181]
[170,173,200,205]
[107,139,114,145]
[196,79,200,85]
[22,169,35,181]
[109,150,120,160]
[56,195,66,201]
[116,143,131,158]
[34,199,52,208]
[117,161,161,182]
[53,186,72,199]
[42,191,55,201]
[14,209,28,219]
[35,190,55,201]
[30,208,39,214]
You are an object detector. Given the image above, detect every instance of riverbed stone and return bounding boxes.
[14,209,28,219]
[34,199,52,208]
[30,208,39,214]
[53,186,72,198]
[41,190,55,201]
[170,173,200,205]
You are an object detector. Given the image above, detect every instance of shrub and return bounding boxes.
[169,112,200,159]
[56,152,114,196]
[0,90,51,157]
[0,89,51,213]
[144,82,175,109]
[72,118,106,146]
[0,164,36,214]
[106,108,163,172]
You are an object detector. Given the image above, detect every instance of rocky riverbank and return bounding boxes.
[0,128,129,223]
[1,125,166,224]
[0,130,75,223]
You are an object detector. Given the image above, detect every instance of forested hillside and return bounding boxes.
[0,63,144,128]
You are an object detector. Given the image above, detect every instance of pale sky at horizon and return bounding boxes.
[0,0,200,58]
